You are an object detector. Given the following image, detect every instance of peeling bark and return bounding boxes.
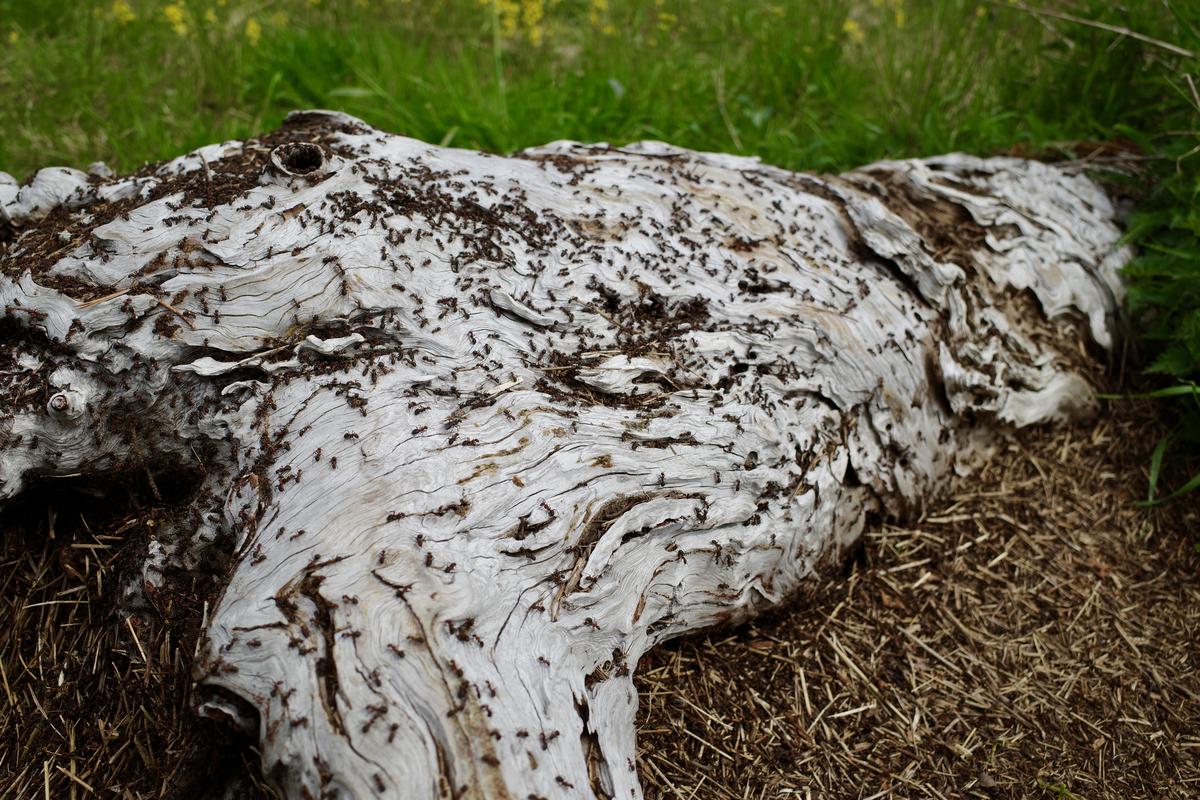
[0,111,1129,799]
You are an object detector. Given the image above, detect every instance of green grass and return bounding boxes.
[0,0,1187,175]
[1,0,1198,498]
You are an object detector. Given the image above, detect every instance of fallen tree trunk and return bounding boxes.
[0,111,1128,799]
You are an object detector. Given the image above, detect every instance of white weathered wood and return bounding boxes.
[0,111,1129,799]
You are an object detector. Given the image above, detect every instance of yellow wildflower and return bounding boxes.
[492,0,520,39]
[162,3,189,36]
[657,10,677,32]
[842,18,864,44]
[203,8,217,24]
[110,0,135,24]
[587,0,608,29]
[522,0,545,45]
[245,17,262,46]
[477,0,559,43]
[7,30,18,44]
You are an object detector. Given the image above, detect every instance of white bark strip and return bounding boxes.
[0,111,1129,799]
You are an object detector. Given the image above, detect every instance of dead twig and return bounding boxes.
[995,0,1195,59]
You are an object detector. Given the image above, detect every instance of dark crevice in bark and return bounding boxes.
[575,696,614,800]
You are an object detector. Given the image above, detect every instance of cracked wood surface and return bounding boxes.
[0,111,1128,799]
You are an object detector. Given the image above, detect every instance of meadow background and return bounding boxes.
[1,0,1198,497]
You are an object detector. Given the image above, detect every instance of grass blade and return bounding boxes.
[1138,467,1200,506]
[1144,434,1172,504]
[1096,383,1199,401]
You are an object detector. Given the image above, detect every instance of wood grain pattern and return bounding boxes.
[0,111,1128,798]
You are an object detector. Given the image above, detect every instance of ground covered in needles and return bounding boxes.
[635,402,1200,800]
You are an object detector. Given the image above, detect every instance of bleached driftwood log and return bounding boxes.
[0,111,1128,799]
